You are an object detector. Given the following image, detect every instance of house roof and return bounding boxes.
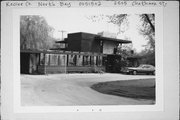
[55,41,67,43]
[95,36,132,44]
[55,32,131,44]
[55,38,68,43]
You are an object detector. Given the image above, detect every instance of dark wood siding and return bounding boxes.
[81,33,101,53]
[67,33,82,51]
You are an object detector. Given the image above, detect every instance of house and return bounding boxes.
[20,32,132,74]
[53,32,131,54]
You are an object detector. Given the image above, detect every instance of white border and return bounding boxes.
[2,1,179,120]
[12,7,164,113]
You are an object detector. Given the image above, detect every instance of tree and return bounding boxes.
[139,14,155,51]
[85,14,128,34]
[20,15,55,50]
[86,14,155,66]
[138,14,155,66]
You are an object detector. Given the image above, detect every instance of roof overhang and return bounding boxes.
[95,36,132,44]
[55,40,67,43]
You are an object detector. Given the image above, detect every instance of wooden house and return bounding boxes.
[20,32,132,74]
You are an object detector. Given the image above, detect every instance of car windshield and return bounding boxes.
[138,64,154,69]
[138,64,145,68]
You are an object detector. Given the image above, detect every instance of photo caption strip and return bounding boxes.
[4,1,167,8]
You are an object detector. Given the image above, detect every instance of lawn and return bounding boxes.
[91,78,155,100]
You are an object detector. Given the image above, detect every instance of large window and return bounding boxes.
[76,55,83,66]
[40,53,45,65]
[83,55,90,66]
[68,54,76,66]
[97,56,103,66]
[58,54,67,66]
[45,54,50,65]
[90,56,96,66]
[50,54,58,66]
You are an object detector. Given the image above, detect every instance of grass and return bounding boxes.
[91,78,155,100]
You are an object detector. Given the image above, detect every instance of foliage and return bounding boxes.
[86,14,155,66]
[138,49,155,66]
[138,14,155,66]
[20,15,55,50]
[139,14,155,51]
[85,14,128,34]
[117,44,134,56]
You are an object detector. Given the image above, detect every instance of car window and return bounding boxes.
[139,65,154,69]
[144,65,149,68]
[139,65,144,68]
[146,65,154,69]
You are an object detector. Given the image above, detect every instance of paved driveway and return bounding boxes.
[21,73,155,106]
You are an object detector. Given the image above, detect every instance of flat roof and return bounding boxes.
[68,32,132,44]
[95,36,132,44]
[55,41,67,43]
[55,38,68,43]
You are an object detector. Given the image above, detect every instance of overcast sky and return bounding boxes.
[42,8,148,52]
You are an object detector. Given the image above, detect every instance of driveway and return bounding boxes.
[21,73,155,106]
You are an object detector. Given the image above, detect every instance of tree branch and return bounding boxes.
[144,14,155,32]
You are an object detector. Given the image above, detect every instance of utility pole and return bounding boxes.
[58,30,67,40]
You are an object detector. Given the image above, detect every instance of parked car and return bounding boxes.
[123,64,155,75]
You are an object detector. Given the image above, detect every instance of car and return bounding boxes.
[123,64,155,75]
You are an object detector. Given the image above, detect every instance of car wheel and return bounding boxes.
[153,71,155,75]
[133,71,137,75]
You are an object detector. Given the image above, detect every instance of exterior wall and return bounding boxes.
[67,33,82,51]
[67,32,100,53]
[81,33,101,53]
[103,41,117,54]
[66,32,119,54]
[36,52,105,74]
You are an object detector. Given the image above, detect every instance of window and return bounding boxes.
[76,55,83,66]
[97,56,102,66]
[40,53,45,65]
[50,54,58,66]
[83,55,90,66]
[58,54,67,66]
[91,56,96,66]
[68,54,76,66]
[45,54,50,65]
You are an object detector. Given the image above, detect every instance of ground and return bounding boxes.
[21,73,155,106]
[91,78,155,100]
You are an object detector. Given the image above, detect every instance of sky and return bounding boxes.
[41,8,148,53]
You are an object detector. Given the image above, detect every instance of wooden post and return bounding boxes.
[63,55,67,74]
[44,53,46,74]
